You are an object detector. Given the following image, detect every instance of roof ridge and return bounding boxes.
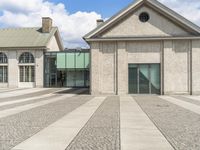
[0,26,57,30]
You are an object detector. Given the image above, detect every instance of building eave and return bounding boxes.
[85,36,200,42]
[0,46,47,50]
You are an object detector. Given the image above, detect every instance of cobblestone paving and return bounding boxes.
[66,96,120,150]
[134,96,200,150]
[0,95,93,150]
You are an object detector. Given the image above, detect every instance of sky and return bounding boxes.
[0,0,200,48]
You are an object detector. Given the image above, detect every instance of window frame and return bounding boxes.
[0,66,8,83]
[18,52,35,83]
[19,66,35,82]
[19,52,35,64]
[0,52,8,83]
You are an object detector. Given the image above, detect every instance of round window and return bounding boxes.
[139,12,150,22]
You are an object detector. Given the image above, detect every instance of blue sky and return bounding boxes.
[50,0,134,18]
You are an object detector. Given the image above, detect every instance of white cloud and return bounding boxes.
[0,0,101,48]
[158,0,200,25]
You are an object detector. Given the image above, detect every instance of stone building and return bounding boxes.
[0,17,64,88]
[84,0,200,95]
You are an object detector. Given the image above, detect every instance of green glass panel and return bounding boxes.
[129,64,137,68]
[150,64,160,94]
[139,65,150,94]
[75,70,85,86]
[66,53,75,68]
[56,53,66,69]
[128,65,138,94]
[76,53,84,68]
[84,53,89,68]
[66,69,75,87]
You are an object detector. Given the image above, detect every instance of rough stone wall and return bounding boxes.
[127,41,161,64]
[117,42,128,95]
[35,50,44,87]
[90,41,161,95]
[192,40,200,94]
[99,42,116,94]
[163,40,190,94]
[101,6,191,37]
[90,42,100,95]
[90,40,196,95]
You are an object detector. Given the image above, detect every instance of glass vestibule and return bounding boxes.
[128,64,160,94]
[44,50,90,88]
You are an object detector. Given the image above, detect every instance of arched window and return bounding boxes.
[0,52,8,83]
[0,52,8,63]
[19,52,34,63]
[19,52,35,82]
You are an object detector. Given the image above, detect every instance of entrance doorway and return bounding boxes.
[128,64,160,94]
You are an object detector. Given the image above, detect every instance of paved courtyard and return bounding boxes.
[0,89,200,150]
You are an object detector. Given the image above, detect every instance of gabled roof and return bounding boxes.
[84,0,200,40]
[0,27,64,50]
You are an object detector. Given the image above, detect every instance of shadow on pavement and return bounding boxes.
[55,88,90,95]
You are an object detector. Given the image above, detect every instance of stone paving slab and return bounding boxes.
[0,94,74,119]
[12,97,105,150]
[0,88,60,102]
[121,96,173,150]
[160,96,200,115]
[173,95,200,106]
[135,96,200,150]
[66,96,120,150]
[0,95,93,150]
[0,94,59,111]
[0,88,47,98]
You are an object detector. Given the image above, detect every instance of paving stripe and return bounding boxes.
[0,94,76,119]
[0,88,24,93]
[159,96,200,115]
[182,95,200,102]
[120,96,173,150]
[0,88,48,98]
[0,88,68,107]
[0,93,54,107]
[12,96,105,150]
[66,96,120,150]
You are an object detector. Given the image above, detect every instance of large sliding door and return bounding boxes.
[128,64,160,94]
[139,65,150,94]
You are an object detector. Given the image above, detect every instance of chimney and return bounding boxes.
[42,17,52,33]
[96,19,104,27]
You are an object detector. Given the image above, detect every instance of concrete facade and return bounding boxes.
[85,0,200,95]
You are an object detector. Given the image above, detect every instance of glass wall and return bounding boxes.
[128,64,160,94]
[44,50,90,88]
